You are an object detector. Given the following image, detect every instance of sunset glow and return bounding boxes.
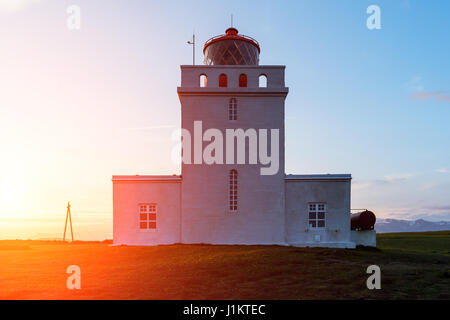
[0,1,449,306]
[0,0,449,241]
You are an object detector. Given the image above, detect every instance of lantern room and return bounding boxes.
[203,27,260,65]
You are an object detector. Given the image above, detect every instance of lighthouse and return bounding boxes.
[112,26,370,248]
[178,27,288,244]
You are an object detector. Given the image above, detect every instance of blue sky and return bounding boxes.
[0,0,449,239]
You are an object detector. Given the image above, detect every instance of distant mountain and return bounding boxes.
[376,218,450,233]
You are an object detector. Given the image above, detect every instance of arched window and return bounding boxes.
[219,73,228,87]
[239,74,247,87]
[259,74,267,88]
[229,98,237,121]
[199,74,208,88]
[229,170,238,212]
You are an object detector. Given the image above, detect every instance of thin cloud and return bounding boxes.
[410,91,450,103]
[352,173,415,190]
[373,206,450,221]
[419,182,440,191]
[383,173,415,182]
[423,205,450,211]
[435,168,449,173]
[404,75,424,92]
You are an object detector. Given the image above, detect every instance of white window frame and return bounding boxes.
[229,98,237,121]
[139,203,157,231]
[229,170,238,213]
[308,203,326,229]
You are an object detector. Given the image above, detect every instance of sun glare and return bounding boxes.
[0,182,25,215]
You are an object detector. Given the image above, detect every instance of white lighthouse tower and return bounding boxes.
[178,27,289,244]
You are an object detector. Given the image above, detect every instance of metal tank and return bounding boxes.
[351,210,376,230]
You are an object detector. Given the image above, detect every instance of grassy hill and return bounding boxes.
[0,231,449,299]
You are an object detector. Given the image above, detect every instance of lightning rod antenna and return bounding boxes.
[187,32,195,65]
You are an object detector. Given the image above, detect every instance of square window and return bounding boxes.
[139,204,157,230]
[309,203,326,229]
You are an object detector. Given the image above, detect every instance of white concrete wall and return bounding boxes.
[178,65,288,245]
[112,176,181,245]
[351,230,376,247]
[180,65,286,89]
[285,175,355,248]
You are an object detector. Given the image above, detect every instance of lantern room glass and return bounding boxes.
[204,40,260,65]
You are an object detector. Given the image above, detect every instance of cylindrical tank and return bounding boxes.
[203,27,260,65]
[351,210,376,230]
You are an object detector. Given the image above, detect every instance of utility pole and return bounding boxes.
[63,202,74,242]
[187,33,195,65]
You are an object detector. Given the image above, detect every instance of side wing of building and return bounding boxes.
[285,174,355,248]
[112,175,182,245]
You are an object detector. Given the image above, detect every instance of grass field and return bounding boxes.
[0,231,449,299]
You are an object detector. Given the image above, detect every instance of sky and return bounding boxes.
[0,0,449,240]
